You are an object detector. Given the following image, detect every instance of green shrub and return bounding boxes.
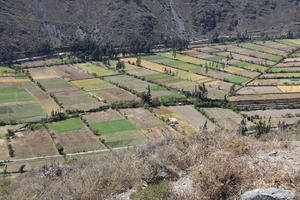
[8,144,14,157]
[131,182,171,200]
[55,143,64,155]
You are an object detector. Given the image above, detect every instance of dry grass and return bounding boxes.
[278,85,300,93]
[0,128,299,200]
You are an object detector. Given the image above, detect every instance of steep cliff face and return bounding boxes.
[1,0,300,51]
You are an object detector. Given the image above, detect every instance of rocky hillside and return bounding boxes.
[1,0,300,51]
[0,128,299,199]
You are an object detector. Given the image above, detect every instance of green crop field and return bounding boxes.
[269,67,283,73]
[49,118,85,133]
[0,87,34,103]
[150,86,167,91]
[159,93,186,103]
[0,103,46,122]
[141,55,165,61]
[159,60,186,67]
[0,67,15,73]
[204,56,225,62]
[264,55,282,62]
[232,61,268,71]
[225,75,249,84]
[90,119,137,134]
[103,130,146,148]
[160,60,199,70]
[289,53,300,58]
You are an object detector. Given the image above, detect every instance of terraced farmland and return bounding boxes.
[2,38,300,162]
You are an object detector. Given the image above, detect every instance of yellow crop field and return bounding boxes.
[122,58,212,83]
[40,99,61,115]
[288,39,300,45]
[216,52,231,57]
[72,78,116,91]
[251,65,268,71]
[75,63,118,77]
[278,86,300,93]
[29,68,59,80]
[224,66,245,73]
[0,78,30,83]
[161,53,209,65]
[268,73,300,78]
[284,58,300,62]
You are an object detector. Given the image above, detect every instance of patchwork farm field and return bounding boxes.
[0,78,57,122]
[3,38,300,162]
[75,63,119,77]
[105,74,186,103]
[10,127,58,159]
[153,105,216,134]
[200,108,254,131]
[49,118,106,153]
[84,109,146,148]
[241,109,300,126]
[34,76,104,111]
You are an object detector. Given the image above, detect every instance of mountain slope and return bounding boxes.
[1,0,300,51]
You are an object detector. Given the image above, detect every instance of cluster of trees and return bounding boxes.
[184,84,208,100]
[0,50,15,65]
[69,36,189,61]
[116,60,126,71]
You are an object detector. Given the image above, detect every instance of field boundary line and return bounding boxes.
[1,146,135,165]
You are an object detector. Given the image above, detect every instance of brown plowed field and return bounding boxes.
[11,128,58,159]
[93,88,140,103]
[54,126,106,154]
[237,86,283,95]
[0,139,8,160]
[53,65,94,81]
[120,108,164,129]
[83,109,124,123]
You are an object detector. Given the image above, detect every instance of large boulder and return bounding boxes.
[240,188,296,200]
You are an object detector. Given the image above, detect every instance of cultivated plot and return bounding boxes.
[237,86,283,95]
[105,74,185,103]
[75,63,119,77]
[35,77,104,111]
[53,65,94,81]
[49,118,106,153]
[200,108,253,131]
[0,80,50,122]
[10,127,58,159]
[0,132,8,160]
[241,109,300,126]
[83,109,147,148]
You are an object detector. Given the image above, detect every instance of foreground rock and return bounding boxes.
[240,188,296,200]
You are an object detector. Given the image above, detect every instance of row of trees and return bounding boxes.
[69,36,189,61]
[210,30,300,44]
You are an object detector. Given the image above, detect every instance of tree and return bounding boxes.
[239,118,248,135]
[136,56,142,66]
[116,60,125,71]
[255,118,271,138]
[55,143,64,155]
[202,121,208,130]
[193,84,208,100]
[8,144,14,157]
[34,40,52,55]
[19,165,26,173]
[229,84,236,96]
[172,49,177,59]
[141,85,152,104]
